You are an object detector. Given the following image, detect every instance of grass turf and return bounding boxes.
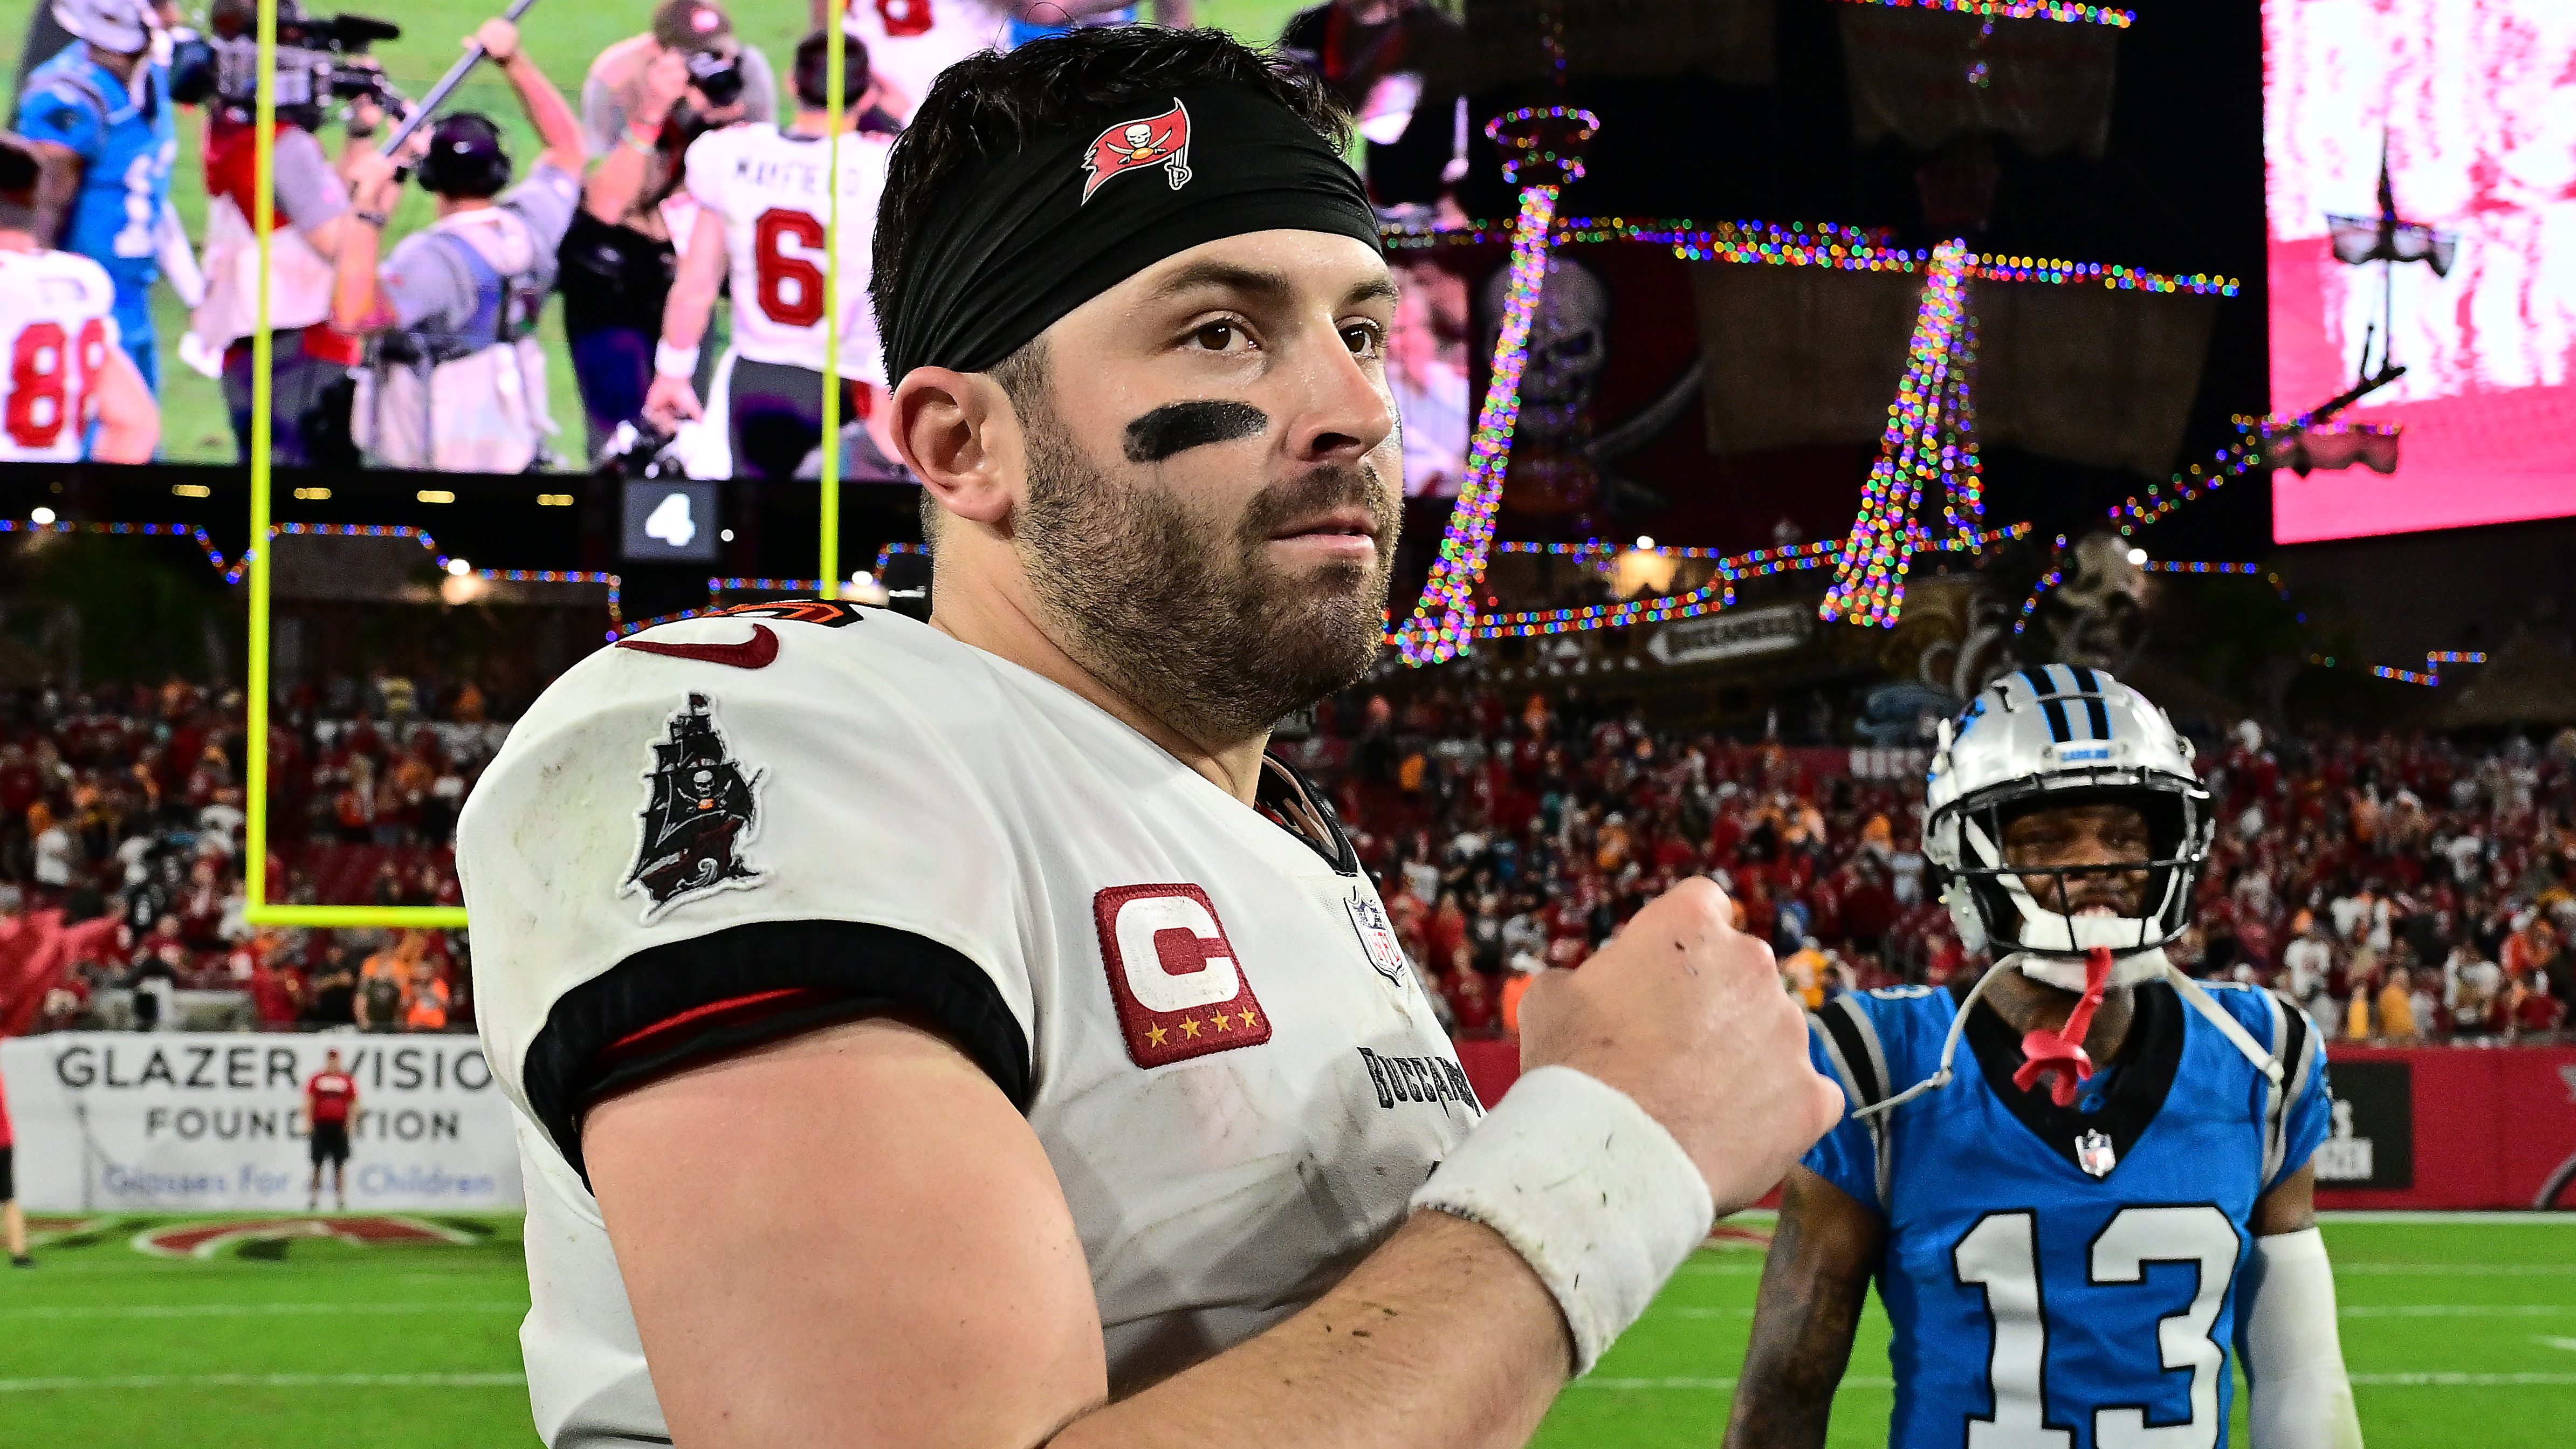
[0,0,1309,466]
[0,1213,2567,1446]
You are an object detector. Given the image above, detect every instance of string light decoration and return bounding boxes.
[1380,218,2238,296]
[1831,0,2134,25]
[0,518,232,577]
[1396,105,1597,666]
[1450,524,2029,643]
[1820,239,1981,628]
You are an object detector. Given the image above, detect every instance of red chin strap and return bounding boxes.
[2012,946,2115,1108]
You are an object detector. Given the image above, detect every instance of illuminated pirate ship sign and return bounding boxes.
[2273,139,2455,477]
[622,692,765,920]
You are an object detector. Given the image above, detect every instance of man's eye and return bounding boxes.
[1191,321,1241,351]
[1342,322,1385,357]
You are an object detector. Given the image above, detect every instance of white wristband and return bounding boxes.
[654,341,700,379]
[1410,1065,1712,1376]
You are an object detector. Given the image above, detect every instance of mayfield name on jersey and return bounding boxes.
[683,124,892,383]
[458,602,1479,1446]
[0,249,120,463]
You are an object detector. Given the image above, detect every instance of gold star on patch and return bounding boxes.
[1211,1011,1232,1032]
[1239,1008,1258,1029]
[1145,1023,1167,1048]
[1179,1016,1201,1038]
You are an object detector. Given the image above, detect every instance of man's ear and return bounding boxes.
[892,366,1015,530]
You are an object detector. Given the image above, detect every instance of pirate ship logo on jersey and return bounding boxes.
[622,693,766,921]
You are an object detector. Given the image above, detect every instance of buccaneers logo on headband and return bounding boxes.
[1081,100,1193,203]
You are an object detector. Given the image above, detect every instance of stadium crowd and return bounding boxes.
[0,674,497,1036]
[3,670,2574,1048]
[1280,684,2576,1047]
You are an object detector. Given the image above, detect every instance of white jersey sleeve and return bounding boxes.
[458,601,1034,1180]
[0,250,121,464]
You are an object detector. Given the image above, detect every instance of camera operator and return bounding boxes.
[13,0,180,396]
[561,0,774,458]
[187,0,399,467]
[329,18,586,472]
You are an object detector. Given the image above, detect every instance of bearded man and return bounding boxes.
[458,26,1840,1449]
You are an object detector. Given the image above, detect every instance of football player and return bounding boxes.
[13,0,176,395]
[461,26,1842,1449]
[643,30,903,480]
[1725,667,2362,1449]
[0,134,157,463]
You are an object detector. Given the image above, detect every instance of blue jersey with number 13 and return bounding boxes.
[1802,978,2329,1449]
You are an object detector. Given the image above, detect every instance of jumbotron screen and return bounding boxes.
[2265,0,2576,544]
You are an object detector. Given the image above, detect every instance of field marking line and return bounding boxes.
[2538,1336,2576,1354]
[2340,1305,2573,1317]
[0,1371,528,1393]
[2335,1263,2576,1275]
[2321,1211,2575,1226]
[0,1301,525,1320]
[1571,1374,2576,1392]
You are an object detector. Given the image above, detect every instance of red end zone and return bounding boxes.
[134,1216,478,1259]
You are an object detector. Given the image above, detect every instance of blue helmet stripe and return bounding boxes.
[2067,665,2113,740]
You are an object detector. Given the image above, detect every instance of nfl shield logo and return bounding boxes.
[2076,1128,2118,1178]
[1345,888,1409,985]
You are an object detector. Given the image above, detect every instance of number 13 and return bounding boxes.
[1953,1205,2242,1449]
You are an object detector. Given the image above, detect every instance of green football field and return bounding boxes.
[0,0,1308,465]
[0,1213,2567,1447]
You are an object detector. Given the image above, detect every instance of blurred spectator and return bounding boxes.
[565,0,775,456]
[193,0,369,465]
[403,957,450,1032]
[302,944,358,1028]
[1277,0,1464,205]
[333,19,586,472]
[2375,965,2418,1042]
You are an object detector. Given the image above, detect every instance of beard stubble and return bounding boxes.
[1013,393,1400,744]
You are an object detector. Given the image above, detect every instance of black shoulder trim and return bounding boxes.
[1258,752,1361,875]
[1816,997,1887,1108]
[1964,978,2185,1176]
[523,919,1032,1185]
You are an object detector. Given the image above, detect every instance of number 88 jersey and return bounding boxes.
[1802,980,2330,1449]
[682,123,892,385]
[0,248,119,463]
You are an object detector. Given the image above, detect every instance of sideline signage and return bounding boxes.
[0,1033,524,1212]
[1646,605,1813,667]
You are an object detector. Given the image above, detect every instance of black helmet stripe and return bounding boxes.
[2067,665,2113,739]
[2019,667,2074,743]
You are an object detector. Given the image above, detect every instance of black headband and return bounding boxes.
[880,83,1381,384]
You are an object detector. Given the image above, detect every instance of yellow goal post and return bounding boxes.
[239,2,854,930]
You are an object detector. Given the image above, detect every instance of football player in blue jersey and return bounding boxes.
[15,0,178,396]
[1726,667,2362,1449]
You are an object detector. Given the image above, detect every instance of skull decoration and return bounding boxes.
[1123,122,1155,153]
[1483,253,1610,443]
[2034,531,2147,670]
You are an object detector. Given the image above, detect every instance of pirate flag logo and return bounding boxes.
[622,693,766,921]
[1081,99,1192,203]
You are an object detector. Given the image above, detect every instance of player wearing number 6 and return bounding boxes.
[1728,667,2361,1449]
[0,135,156,463]
[644,31,904,480]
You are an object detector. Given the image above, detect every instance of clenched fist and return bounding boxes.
[1518,877,1844,1214]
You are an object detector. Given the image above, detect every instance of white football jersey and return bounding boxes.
[682,124,891,383]
[459,603,1478,1447]
[0,248,120,463]
[840,0,1011,117]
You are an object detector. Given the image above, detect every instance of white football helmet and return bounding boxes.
[1846,666,2282,1122]
[53,0,156,54]
[1925,664,2213,991]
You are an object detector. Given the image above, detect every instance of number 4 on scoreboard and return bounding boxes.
[1952,1205,2242,1449]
